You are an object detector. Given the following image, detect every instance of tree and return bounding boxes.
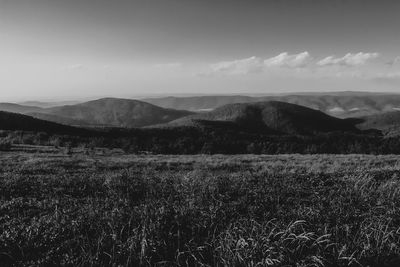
[0,139,12,151]
[64,142,73,155]
[246,142,261,154]
[201,142,214,154]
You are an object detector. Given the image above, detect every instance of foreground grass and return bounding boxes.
[1,153,400,266]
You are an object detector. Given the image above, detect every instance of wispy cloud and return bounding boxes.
[210,56,263,75]
[204,51,384,76]
[317,52,379,67]
[208,52,311,75]
[264,52,312,68]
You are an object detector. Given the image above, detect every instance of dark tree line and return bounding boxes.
[1,126,399,154]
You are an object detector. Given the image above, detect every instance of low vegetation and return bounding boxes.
[1,153,400,266]
[0,140,11,151]
[1,125,399,155]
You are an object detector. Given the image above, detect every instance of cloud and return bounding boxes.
[210,56,263,75]
[264,52,312,68]
[208,52,311,75]
[317,52,379,67]
[206,51,382,76]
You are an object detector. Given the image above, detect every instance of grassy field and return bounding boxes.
[1,152,400,266]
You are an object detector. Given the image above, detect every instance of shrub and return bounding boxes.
[0,139,12,151]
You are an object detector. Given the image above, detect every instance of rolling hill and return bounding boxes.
[4,93,400,132]
[27,112,89,127]
[161,101,360,135]
[142,92,400,118]
[142,95,255,112]
[0,111,92,135]
[356,111,400,137]
[0,103,43,114]
[30,98,194,128]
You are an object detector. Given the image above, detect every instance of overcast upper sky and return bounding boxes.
[0,0,399,101]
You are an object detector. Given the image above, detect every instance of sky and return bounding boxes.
[0,0,400,101]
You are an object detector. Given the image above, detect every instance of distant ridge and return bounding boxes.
[160,101,360,135]
[18,101,82,108]
[30,98,194,128]
[142,93,400,118]
[3,92,400,130]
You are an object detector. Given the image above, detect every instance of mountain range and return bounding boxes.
[1,92,400,137]
[143,92,400,118]
[1,98,193,128]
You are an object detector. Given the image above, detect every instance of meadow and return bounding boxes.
[1,152,400,266]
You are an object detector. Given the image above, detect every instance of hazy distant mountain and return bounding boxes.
[0,103,43,114]
[31,98,194,128]
[0,111,90,135]
[142,93,400,118]
[160,101,360,135]
[19,101,82,108]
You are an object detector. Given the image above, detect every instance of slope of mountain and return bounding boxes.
[27,112,89,127]
[0,111,91,135]
[0,103,43,114]
[356,111,400,137]
[32,98,194,128]
[142,93,400,118]
[142,95,255,112]
[161,101,360,135]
